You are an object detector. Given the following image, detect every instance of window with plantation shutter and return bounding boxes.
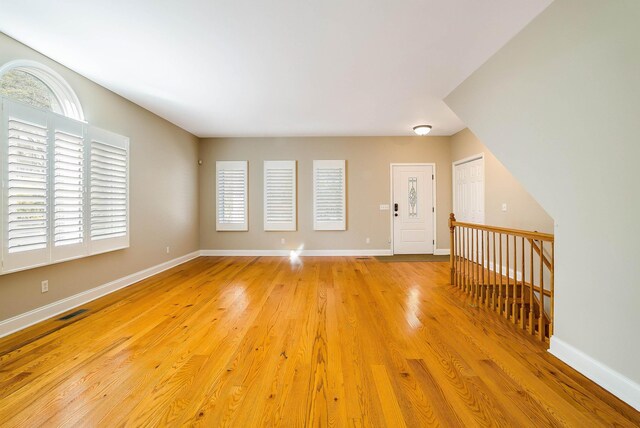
[1,64,129,275]
[313,160,346,231]
[1,100,50,272]
[89,127,129,254]
[264,160,296,231]
[52,116,86,262]
[216,161,248,231]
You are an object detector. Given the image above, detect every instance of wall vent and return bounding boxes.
[58,309,87,320]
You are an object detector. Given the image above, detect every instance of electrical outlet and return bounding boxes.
[501,203,508,212]
[280,238,286,244]
[366,237,370,244]
[166,246,170,254]
[41,280,48,293]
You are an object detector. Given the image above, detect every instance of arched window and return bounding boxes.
[0,60,84,121]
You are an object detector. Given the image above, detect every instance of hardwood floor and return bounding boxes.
[0,256,638,427]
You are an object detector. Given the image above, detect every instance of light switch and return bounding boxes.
[379,204,390,211]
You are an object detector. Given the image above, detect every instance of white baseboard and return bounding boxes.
[0,251,200,339]
[200,249,392,257]
[200,249,450,257]
[549,337,640,410]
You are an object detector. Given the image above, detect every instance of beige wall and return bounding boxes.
[446,0,640,395]
[0,34,200,321]
[451,129,553,233]
[199,137,452,252]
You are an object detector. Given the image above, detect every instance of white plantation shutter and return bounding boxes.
[89,127,129,255]
[264,160,296,231]
[1,98,130,275]
[1,100,50,272]
[313,160,346,231]
[216,161,248,231]
[51,116,87,262]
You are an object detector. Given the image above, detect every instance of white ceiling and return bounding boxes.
[0,1,551,137]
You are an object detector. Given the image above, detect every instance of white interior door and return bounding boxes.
[392,164,434,254]
[454,157,484,224]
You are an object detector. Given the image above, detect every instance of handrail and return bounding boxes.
[451,220,554,242]
[448,213,554,344]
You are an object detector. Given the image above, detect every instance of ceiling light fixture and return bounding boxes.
[413,125,432,136]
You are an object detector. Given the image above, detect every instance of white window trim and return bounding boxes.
[0,60,85,122]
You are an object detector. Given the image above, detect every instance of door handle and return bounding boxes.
[394,203,398,217]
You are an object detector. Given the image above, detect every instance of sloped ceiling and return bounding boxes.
[0,0,551,137]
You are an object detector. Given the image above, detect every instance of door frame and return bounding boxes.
[389,163,437,255]
[452,153,485,224]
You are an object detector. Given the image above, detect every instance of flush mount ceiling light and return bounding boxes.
[413,125,432,136]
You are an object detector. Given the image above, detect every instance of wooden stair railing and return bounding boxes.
[449,213,555,343]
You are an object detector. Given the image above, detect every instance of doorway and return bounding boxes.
[453,154,485,224]
[391,164,435,254]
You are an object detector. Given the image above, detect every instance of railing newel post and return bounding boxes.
[529,240,534,334]
[449,213,455,286]
[512,235,517,324]
[538,241,545,341]
[492,231,497,311]
[520,236,525,329]
[550,241,555,338]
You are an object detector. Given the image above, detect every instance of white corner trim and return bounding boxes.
[0,251,200,339]
[434,249,450,256]
[200,249,392,257]
[549,337,640,410]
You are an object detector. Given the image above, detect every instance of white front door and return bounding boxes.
[392,164,434,254]
[453,156,484,224]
